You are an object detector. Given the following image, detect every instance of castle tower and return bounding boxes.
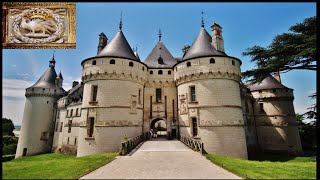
[16,56,65,158]
[56,72,64,89]
[143,30,178,139]
[77,21,147,157]
[174,22,248,159]
[249,75,302,155]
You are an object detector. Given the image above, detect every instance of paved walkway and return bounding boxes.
[79,139,241,179]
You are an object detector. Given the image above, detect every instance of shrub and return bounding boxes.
[3,135,18,145]
[3,144,17,155]
[2,154,15,162]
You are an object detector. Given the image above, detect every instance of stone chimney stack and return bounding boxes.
[72,81,79,88]
[274,71,281,82]
[211,23,225,52]
[97,32,108,55]
[182,45,190,58]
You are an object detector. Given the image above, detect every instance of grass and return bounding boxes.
[3,152,118,179]
[205,153,316,179]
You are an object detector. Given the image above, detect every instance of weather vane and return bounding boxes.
[201,12,204,28]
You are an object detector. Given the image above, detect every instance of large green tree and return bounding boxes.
[242,16,316,83]
[2,118,15,136]
[242,16,317,120]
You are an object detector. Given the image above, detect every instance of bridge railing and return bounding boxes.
[180,136,206,154]
[120,134,144,155]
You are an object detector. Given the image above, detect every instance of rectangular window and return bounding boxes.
[87,117,95,137]
[70,109,73,117]
[259,103,265,114]
[67,137,69,144]
[138,89,141,104]
[75,138,77,145]
[76,108,78,116]
[190,86,196,102]
[156,88,161,103]
[192,118,198,137]
[92,85,98,102]
[68,120,72,133]
[66,110,69,117]
[57,110,60,118]
[60,122,63,132]
[55,122,59,132]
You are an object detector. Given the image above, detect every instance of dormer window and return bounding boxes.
[158,57,164,64]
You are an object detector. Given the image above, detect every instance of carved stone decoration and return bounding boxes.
[3,2,76,49]
[130,94,137,114]
[179,94,188,115]
[88,108,96,118]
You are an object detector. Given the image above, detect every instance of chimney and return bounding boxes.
[211,23,225,52]
[182,45,190,57]
[97,32,108,55]
[72,81,79,88]
[274,71,281,82]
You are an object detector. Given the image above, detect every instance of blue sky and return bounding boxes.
[2,2,316,126]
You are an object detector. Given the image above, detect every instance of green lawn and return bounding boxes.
[3,152,118,179]
[205,153,316,179]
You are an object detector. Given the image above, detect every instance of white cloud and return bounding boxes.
[3,78,34,98]
[11,64,17,67]
[2,98,26,126]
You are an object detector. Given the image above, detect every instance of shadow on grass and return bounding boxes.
[249,150,316,162]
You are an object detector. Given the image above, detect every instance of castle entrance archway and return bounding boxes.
[150,118,167,138]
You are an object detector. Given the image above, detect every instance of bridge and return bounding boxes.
[80,137,241,179]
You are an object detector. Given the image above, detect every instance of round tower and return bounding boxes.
[16,56,65,158]
[249,74,302,155]
[77,25,147,157]
[174,22,248,159]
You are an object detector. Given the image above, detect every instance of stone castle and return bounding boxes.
[15,18,302,159]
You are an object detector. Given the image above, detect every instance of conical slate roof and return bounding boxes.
[96,30,138,61]
[58,72,63,79]
[144,41,177,68]
[182,27,226,60]
[28,67,58,89]
[249,75,289,91]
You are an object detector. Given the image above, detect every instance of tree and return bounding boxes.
[242,16,316,84]
[295,114,316,152]
[242,16,317,120]
[2,118,15,136]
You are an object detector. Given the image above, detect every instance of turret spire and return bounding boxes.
[49,51,56,68]
[119,11,123,31]
[158,29,162,42]
[201,12,205,28]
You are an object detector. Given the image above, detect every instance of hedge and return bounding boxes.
[2,154,15,162]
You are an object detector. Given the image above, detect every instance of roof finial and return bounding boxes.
[49,50,56,68]
[119,11,123,31]
[158,29,162,42]
[201,12,205,28]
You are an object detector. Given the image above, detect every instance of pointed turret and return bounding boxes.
[56,71,64,89]
[248,74,290,92]
[182,27,226,60]
[144,38,177,68]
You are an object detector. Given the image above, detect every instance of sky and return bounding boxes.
[2,2,316,126]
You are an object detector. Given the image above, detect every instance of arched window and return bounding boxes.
[168,70,171,75]
[187,62,191,67]
[110,59,115,64]
[210,58,215,64]
[158,70,163,75]
[232,60,235,66]
[92,60,96,65]
[150,70,153,74]
[129,62,134,67]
